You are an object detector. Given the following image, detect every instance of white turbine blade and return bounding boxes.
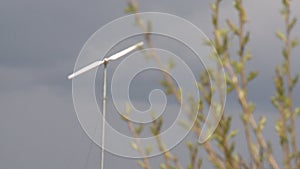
[68,60,105,79]
[107,42,144,61]
[67,42,143,79]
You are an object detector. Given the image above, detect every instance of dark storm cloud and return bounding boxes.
[0,0,300,169]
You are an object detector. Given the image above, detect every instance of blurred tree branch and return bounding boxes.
[121,0,298,169]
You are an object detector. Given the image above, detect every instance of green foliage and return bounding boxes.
[226,20,239,35]
[295,107,300,116]
[272,0,300,167]
[291,38,299,48]
[150,115,163,136]
[122,0,299,169]
[228,130,239,139]
[288,17,297,33]
[135,124,144,136]
[130,142,139,150]
[276,31,286,42]
[247,71,258,82]
[124,2,137,14]
[257,116,267,132]
[138,160,147,168]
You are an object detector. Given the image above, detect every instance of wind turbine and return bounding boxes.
[68,41,144,169]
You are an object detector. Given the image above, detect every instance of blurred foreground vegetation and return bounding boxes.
[122,0,299,169]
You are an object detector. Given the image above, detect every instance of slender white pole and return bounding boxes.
[67,42,144,169]
[101,61,107,169]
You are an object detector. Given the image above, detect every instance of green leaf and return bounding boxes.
[242,31,250,46]
[291,74,299,89]
[160,79,172,95]
[124,3,136,14]
[145,146,153,156]
[288,17,297,32]
[282,0,289,6]
[226,20,239,35]
[214,133,223,143]
[125,102,132,114]
[244,51,252,61]
[160,164,167,169]
[203,39,214,46]
[276,31,286,42]
[247,71,259,82]
[240,6,247,23]
[231,61,243,74]
[257,116,267,132]
[228,129,239,139]
[219,28,229,36]
[248,102,256,113]
[275,120,282,134]
[295,107,300,116]
[291,39,299,48]
[168,57,175,70]
[212,15,217,26]
[120,103,131,121]
[186,141,193,150]
[241,113,248,122]
[178,120,190,130]
[229,142,236,155]
[150,126,156,135]
[135,124,144,135]
[233,1,240,10]
[210,3,217,11]
[227,85,234,93]
[138,160,146,168]
[282,48,289,59]
[197,158,203,169]
[120,113,129,122]
[130,142,138,150]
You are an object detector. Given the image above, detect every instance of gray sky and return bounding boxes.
[0,0,300,169]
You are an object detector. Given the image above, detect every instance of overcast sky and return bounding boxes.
[0,0,300,169]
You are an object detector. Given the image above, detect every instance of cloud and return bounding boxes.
[0,0,299,168]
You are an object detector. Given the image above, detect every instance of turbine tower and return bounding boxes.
[68,42,144,169]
